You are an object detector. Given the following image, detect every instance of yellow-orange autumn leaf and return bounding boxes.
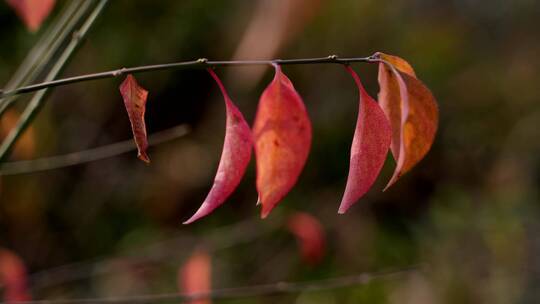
[376,52,438,189]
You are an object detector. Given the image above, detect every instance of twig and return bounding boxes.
[0,124,190,175]
[28,218,277,291]
[0,0,110,163]
[0,55,378,100]
[3,265,419,304]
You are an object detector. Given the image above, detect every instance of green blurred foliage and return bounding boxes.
[1,0,540,303]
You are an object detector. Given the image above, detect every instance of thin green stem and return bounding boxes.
[3,1,79,89]
[0,0,90,115]
[0,0,110,163]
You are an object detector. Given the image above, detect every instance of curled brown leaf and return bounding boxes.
[119,74,150,163]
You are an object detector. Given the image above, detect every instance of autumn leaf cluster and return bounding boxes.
[1,1,438,223]
[119,53,438,223]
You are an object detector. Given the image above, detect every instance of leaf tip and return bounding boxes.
[383,172,401,191]
[182,217,195,225]
[337,204,349,214]
[183,206,208,225]
[260,204,272,219]
[138,153,150,164]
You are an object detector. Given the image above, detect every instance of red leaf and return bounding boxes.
[6,0,55,32]
[376,52,439,189]
[0,248,31,302]
[253,64,312,218]
[287,212,326,265]
[183,69,253,224]
[119,74,150,163]
[178,250,211,304]
[338,66,392,213]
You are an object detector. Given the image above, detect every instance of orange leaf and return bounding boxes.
[287,212,326,265]
[184,69,253,224]
[376,53,438,189]
[339,66,391,213]
[0,109,35,159]
[253,65,312,218]
[119,74,150,163]
[0,248,31,302]
[6,0,56,32]
[376,52,416,77]
[178,250,211,304]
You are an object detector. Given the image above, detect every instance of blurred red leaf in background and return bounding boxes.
[178,250,211,304]
[287,212,326,265]
[6,0,55,32]
[0,248,31,302]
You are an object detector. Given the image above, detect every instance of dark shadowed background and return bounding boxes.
[1,0,540,303]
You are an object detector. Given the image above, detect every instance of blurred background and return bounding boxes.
[1,0,540,303]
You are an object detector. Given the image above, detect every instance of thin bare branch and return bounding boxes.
[3,265,419,304]
[28,218,277,291]
[0,124,190,175]
[0,55,378,100]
